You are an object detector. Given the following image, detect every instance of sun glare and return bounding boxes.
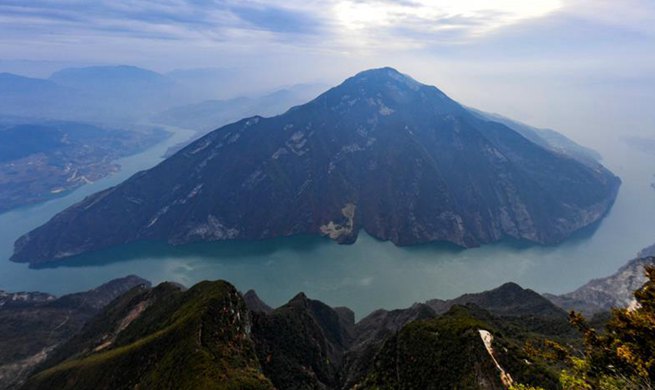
[334,0,563,36]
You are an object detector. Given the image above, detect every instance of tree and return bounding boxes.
[565,265,655,389]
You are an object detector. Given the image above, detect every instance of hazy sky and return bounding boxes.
[1,0,655,147]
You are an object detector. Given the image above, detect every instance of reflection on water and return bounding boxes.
[1,126,655,318]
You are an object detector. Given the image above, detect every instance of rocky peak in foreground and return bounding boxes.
[11,67,620,265]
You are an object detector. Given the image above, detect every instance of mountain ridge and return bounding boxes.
[0,275,149,389]
[14,277,577,389]
[10,67,621,265]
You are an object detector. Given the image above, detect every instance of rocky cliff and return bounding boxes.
[546,255,655,316]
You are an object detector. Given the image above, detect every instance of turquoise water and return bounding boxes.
[1,125,655,318]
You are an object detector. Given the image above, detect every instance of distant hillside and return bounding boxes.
[157,84,325,131]
[155,83,327,156]
[0,276,149,389]
[0,121,168,213]
[469,107,603,164]
[0,66,194,122]
[546,255,655,316]
[0,73,73,118]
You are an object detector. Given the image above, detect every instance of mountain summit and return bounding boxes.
[12,67,620,265]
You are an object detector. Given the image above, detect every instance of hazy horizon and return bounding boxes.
[3,0,655,154]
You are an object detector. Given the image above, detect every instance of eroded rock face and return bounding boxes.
[11,67,620,265]
[546,256,655,315]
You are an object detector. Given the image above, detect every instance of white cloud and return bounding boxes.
[331,0,563,47]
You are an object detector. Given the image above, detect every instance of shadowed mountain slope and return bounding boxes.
[11,67,620,265]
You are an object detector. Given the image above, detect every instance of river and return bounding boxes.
[1,124,655,318]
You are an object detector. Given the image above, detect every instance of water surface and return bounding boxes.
[1,125,655,318]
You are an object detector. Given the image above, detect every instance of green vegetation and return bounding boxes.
[357,305,561,389]
[558,265,655,389]
[22,281,273,390]
[18,268,655,389]
[251,294,348,389]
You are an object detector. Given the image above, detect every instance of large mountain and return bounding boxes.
[11,67,620,265]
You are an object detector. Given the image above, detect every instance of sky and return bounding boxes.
[1,0,655,147]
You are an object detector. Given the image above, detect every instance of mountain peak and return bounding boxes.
[353,66,403,78]
[313,66,461,117]
[10,67,620,265]
[290,292,309,303]
[244,289,273,314]
[495,282,527,293]
[344,66,423,91]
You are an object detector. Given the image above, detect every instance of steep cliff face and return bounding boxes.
[11,67,620,265]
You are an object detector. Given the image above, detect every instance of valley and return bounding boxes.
[0,121,168,213]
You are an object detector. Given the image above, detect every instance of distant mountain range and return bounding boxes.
[0,65,325,127]
[10,67,620,265]
[155,83,327,156]
[0,66,188,122]
[156,83,326,132]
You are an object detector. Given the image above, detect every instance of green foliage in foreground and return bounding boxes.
[558,264,655,389]
[22,281,273,390]
[357,305,561,389]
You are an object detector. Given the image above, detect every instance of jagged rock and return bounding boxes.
[16,278,580,389]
